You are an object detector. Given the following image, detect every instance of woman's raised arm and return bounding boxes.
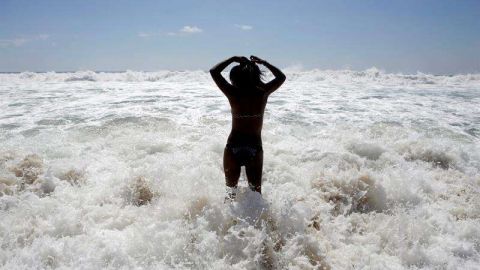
[210,56,248,96]
[250,55,286,94]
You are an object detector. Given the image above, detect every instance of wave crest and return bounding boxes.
[0,69,478,87]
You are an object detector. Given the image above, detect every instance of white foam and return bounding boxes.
[0,69,479,268]
[0,68,479,88]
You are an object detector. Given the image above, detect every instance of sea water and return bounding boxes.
[0,68,479,269]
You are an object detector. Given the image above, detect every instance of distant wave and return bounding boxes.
[1,68,479,87]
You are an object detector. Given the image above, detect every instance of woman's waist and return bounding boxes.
[230,121,263,135]
[227,130,262,146]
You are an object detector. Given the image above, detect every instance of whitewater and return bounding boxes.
[0,68,479,269]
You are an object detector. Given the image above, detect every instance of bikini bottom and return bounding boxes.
[225,143,263,166]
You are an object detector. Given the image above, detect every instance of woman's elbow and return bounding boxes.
[209,66,220,74]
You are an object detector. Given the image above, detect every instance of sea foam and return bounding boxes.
[0,69,479,269]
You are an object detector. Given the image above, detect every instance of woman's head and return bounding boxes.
[229,61,263,88]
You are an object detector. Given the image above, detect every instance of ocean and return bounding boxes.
[1,68,479,269]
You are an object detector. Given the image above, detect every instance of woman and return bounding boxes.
[210,55,286,199]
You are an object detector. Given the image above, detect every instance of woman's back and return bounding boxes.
[228,85,268,136]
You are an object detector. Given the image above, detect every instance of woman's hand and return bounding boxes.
[250,55,265,64]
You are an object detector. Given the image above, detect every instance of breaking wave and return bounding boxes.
[1,68,479,87]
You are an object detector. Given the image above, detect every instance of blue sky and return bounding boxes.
[0,0,479,74]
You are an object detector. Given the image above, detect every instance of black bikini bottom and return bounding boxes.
[225,143,263,166]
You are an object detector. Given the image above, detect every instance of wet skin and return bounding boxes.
[210,56,285,193]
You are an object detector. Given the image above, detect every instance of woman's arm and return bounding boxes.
[210,56,247,96]
[251,55,286,94]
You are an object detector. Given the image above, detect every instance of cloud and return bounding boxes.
[138,26,203,38]
[0,34,49,48]
[167,25,204,36]
[180,25,203,34]
[234,24,253,31]
[0,38,28,47]
[138,32,156,38]
[37,34,50,40]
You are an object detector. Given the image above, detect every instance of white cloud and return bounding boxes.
[0,38,27,47]
[235,24,253,31]
[138,26,203,38]
[37,34,50,40]
[138,32,156,38]
[179,25,203,34]
[0,34,49,48]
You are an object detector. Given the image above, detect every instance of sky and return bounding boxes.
[0,0,479,74]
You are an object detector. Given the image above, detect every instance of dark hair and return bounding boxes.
[229,62,263,88]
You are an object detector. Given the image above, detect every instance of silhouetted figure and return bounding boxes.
[210,56,286,199]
